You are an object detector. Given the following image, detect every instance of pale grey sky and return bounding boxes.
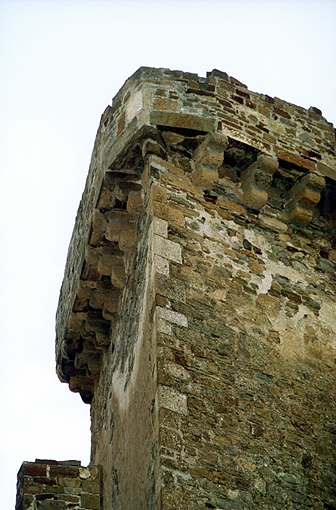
[1,0,335,507]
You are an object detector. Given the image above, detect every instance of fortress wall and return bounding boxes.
[49,67,336,510]
[151,143,336,509]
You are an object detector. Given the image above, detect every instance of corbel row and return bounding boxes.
[190,132,325,227]
[59,130,169,403]
[60,129,326,402]
[62,172,145,402]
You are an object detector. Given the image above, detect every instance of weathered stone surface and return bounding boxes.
[50,67,336,510]
[240,153,278,208]
[150,110,215,133]
[284,172,325,226]
[192,132,228,187]
[15,461,101,510]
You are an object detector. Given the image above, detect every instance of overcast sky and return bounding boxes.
[1,0,335,507]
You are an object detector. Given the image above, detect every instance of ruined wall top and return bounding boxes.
[15,460,101,510]
[55,67,336,402]
[113,67,335,173]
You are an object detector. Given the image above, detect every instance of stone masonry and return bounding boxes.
[18,68,336,509]
[15,460,101,510]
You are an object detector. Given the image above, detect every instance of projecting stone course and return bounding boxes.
[22,67,336,509]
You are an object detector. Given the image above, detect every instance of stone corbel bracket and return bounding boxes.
[284,173,326,226]
[192,132,229,187]
[240,153,279,209]
[59,173,144,403]
[56,128,166,404]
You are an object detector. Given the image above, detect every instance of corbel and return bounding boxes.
[192,132,229,187]
[240,153,278,209]
[284,173,325,226]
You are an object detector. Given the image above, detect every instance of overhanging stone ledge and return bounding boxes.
[55,127,156,403]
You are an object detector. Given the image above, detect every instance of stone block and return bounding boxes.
[154,235,182,263]
[127,190,143,216]
[154,217,168,238]
[102,295,119,319]
[284,173,325,226]
[155,255,170,276]
[111,257,126,289]
[97,247,115,276]
[152,183,168,203]
[22,463,47,477]
[157,318,172,335]
[57,493,80,502]
[82,479,100,493]
[217,196,247,216]
[66,314,81,340]
[81,492,100,509]
[159,385,188,415]
[240,153,278,209]
[37,501,66,510]
[142,137,166,159]
[258,214,288,233]
[153,202,186,228]
[150,111,214,133]
[82,246,100,281]
[90,211,106,246]
[125,89,143,123]
[105,221,137,251]
[119,224,138,251]
[192,132,228,187]
[156,306,188,327]
[276,149,316,172]
[49,465,80,478]
[88,288,112,311]
[70,379,94,404]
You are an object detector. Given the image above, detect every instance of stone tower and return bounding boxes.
[17,68,336,510]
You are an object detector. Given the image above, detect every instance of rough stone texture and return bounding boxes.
[50,67,336,509]
[90,166,161,510]
[153,152,336,510]
[15,460,101,510]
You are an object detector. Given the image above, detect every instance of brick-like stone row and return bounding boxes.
[15,460,101,510]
